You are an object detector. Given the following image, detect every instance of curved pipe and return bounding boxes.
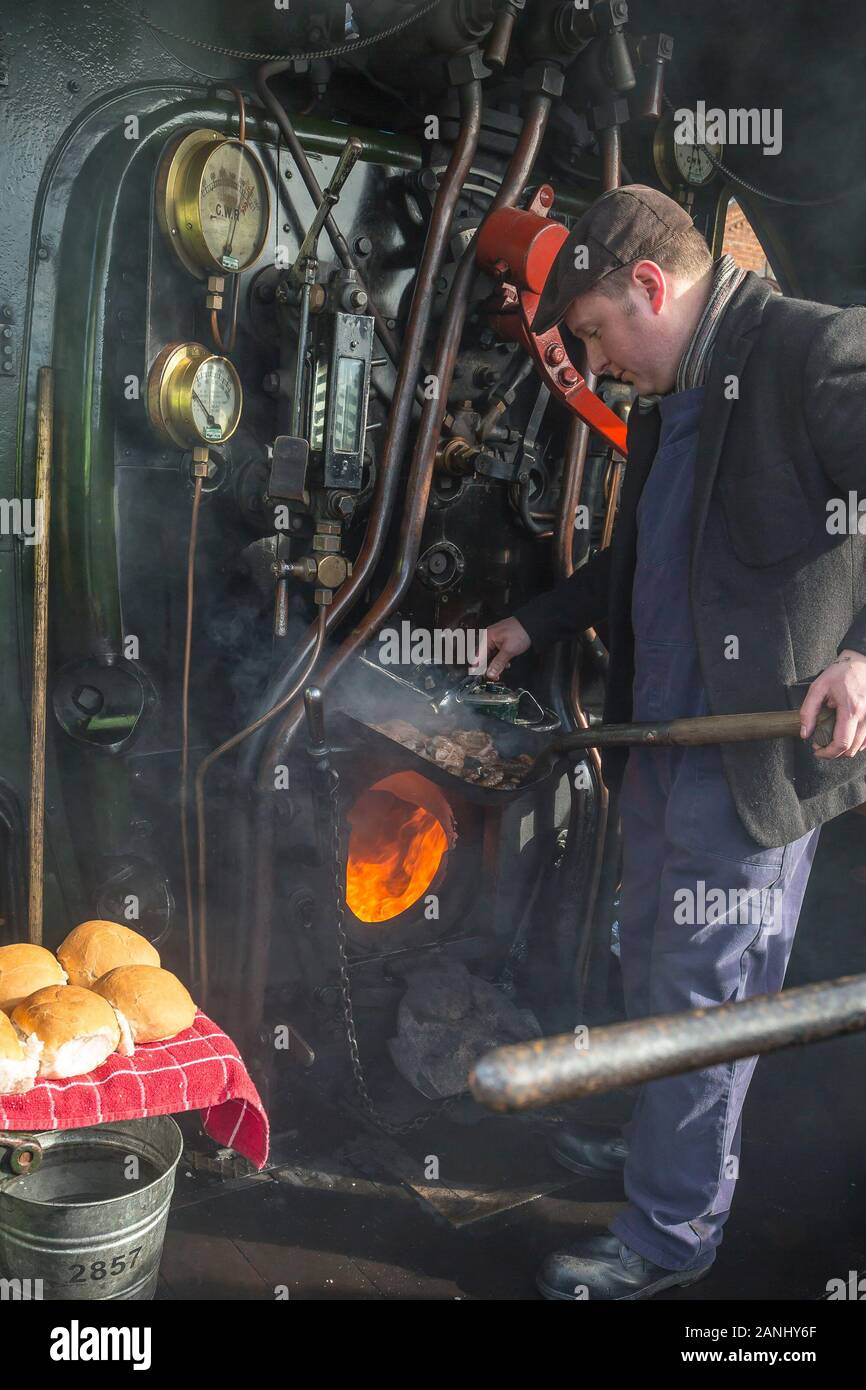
[259,91,555,779]
[238,75,485,781]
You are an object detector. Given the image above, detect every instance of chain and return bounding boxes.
[326,768,463,1135]
[116,0,445,64]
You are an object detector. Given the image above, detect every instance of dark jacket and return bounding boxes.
[515,271,866,847]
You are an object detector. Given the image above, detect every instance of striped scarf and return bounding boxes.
[674,253,747,393]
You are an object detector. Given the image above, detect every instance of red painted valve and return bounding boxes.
[475,186,628,457]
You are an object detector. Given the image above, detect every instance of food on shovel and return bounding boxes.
[93,965,197,1043]
[12,985,125,1079]
[57,919,160,988]
[371,719,534,790]
[0,942,67,1013]
[0,1007,42,1095]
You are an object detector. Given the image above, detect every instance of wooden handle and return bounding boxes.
[553,704,837,754]
[669,706,836,747]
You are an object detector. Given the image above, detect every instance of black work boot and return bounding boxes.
[537,1232,715,1301]
[549,1122,629,1178]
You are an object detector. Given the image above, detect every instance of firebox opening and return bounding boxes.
[345,776,453,924]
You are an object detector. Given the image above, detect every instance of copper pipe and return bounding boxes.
[194,606,327,1006]
[180,475,203,988]
[259,91,556,776]
[561,137,620,995]
[555,398,594,579]
[28,367,53,946]
[599,458,625,549]
[238,75,485,774]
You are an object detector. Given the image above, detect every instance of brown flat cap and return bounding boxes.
[531,184,695,334]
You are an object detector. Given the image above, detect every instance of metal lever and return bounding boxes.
[304,685,327,752]
[291,135,363,279]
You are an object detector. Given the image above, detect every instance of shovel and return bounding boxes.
[524,703,837,781]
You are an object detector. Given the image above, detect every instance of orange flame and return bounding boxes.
[346,789,448,924]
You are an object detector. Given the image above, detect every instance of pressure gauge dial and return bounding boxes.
[653,109,723,192]
[147,342,243,448]
[158,129,271,277]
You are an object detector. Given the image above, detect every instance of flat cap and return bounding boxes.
[532,184,695,334]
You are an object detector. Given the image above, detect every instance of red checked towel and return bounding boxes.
[0,1012,269,1169]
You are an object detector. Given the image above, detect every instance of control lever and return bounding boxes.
[290,135,363,282]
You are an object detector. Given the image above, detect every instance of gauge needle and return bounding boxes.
[224,145,245,257]
[192,390,217,427]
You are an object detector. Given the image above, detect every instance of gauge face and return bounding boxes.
[191,357,242,442]
[159,130,271,278]
[673,134,723,188]
[653,110,723,192]
[147,342,242,449]
[197,142,270,272]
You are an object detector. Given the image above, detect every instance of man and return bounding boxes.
[483,185,866,1300]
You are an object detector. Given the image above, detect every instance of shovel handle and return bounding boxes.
[555,705,836,753]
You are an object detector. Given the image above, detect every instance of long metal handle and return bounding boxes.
[470,971,866,1111]
[294,135,363,269]
[554,705,835,753]
[28,367,53,945]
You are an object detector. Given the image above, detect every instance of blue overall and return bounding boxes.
[606,386,821,1271]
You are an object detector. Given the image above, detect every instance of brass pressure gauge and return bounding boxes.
[653,108,723,192]
[157,129,271,277]
[147,342,243,448]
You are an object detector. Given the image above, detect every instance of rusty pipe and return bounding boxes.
[554,396,594,579]
[239,75,484,781]
[259,91,556,777]
[470,971,866,1111]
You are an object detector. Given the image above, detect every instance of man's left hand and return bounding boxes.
[799,650,866,759]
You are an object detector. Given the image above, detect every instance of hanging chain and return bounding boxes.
[326,769,463,1135]
[116,0,445,64]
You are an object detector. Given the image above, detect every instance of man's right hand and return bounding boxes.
[480,617,531,680]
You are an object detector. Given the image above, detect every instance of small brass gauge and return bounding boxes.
[653,108,723,193]
[158,128,271,277]
[147,342,243,448]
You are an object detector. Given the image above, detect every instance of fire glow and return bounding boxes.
[346,789,448,924]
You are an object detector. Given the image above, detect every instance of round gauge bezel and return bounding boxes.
[157,128,271,279]
[147,341,243,448]
[653,109,723,193]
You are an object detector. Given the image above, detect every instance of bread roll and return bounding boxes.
[0,1008,42,1095]
[93,965,196,1043]
[0,942,67,1013]
[57,920,160,988]
[12,985,122,1079]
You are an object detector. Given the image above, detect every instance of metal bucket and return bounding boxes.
[0,1117,183,1301]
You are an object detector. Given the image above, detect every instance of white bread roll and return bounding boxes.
[0,1008,42,1095]
[0,943,67,1013]
[93,965,196,1043]
[12,985,122,1079]
[57,920,160,988]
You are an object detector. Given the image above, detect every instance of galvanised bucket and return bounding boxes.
[0,1117,183,1301]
